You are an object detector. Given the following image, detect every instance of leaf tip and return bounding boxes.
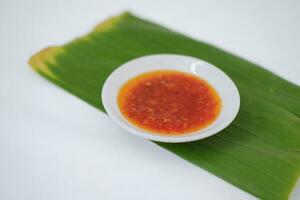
[28,46,63,79]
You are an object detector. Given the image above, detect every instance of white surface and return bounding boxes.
[0,0,299,199]
[102,54,240,143]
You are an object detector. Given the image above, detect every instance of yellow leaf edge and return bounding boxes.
[28,11,132,79]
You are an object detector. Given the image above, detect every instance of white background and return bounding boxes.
[0,0,299,199]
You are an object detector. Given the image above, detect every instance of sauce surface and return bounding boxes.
[118,70,221,135]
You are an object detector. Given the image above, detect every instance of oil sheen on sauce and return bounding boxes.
[117,70,221,135]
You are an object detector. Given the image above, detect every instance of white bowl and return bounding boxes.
[102,54,240,143]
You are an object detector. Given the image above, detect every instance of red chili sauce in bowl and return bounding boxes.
[117,70,221,135]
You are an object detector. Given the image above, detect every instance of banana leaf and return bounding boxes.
[28,12,300,200]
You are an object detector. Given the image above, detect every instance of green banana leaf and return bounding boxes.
[28,12,300,200]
